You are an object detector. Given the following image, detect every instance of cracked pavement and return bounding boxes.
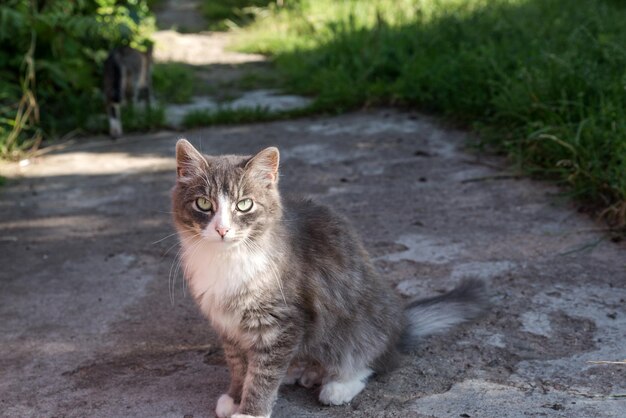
[1,110,625,417]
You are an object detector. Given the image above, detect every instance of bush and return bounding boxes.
[0,0,155,159]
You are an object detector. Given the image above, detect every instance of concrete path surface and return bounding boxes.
[1,110,625,417]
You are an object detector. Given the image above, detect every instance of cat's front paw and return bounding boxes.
[319,379,366,406]
[215,394,239,418]
[231,414,269,418]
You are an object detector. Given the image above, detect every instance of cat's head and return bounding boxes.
[172,139,282,247]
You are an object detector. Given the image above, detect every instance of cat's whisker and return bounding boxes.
[162,228,197,257]
[172,245,190,302]
[198,142,214,197]
[174,242,193,288]
[162,240,181,258]
[168,232,201,305]
[180,236,206,296]
[203,172,212,195]
[269,261,287,307]
[169,244,187,305]
[243,238,287,306]
[152,231,180,245]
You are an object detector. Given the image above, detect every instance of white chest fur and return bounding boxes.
[180,239,274,337]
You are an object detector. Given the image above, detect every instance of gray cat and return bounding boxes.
[103,45,153,138]
[172,139,488,418]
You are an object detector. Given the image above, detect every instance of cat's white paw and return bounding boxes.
[215,394,238,418]
[319,380,365,405]
[318,369,371,405]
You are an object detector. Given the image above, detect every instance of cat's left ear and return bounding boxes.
[245,147,280,187]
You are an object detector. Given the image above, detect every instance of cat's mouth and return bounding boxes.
[202,234,237,245]
[199,229,247,247]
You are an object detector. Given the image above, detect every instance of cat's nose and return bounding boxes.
[216,226,230,238]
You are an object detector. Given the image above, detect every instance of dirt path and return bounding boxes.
[1,2,625,418]
[150,5,309,128]
[153,30,266,65]
[1,110,625,417]
[154,0,207,33]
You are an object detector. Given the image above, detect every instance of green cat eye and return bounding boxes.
[195,197,212,212]
[236,198,253,212]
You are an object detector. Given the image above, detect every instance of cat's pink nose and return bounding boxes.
[216,226,230,238]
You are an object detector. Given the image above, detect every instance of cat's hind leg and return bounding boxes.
[283,359,306,385]
[298,363,324,388]
[283,359,324,388]
[318,367,372,406]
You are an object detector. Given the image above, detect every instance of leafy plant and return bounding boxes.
[0,0,155,159]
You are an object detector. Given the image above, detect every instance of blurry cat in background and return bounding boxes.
[171,139,488,418]
[103,45,153,138]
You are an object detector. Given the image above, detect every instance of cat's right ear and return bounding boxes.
[176,139,206,181]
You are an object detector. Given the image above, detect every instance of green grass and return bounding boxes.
[232,0,626,227]
[80,102,166,135]
[152,63,196,104]
[121,104,166,132]
[228,68,282,91]
[200,0,279,31]
[182,105,315,129]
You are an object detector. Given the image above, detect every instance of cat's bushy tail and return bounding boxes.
[399,279,489,351]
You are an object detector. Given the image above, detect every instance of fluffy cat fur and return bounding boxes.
[171,139,488,418]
